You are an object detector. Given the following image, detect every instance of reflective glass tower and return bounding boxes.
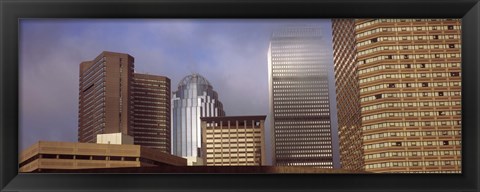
[268,26,338,168]
[171,73,225,164]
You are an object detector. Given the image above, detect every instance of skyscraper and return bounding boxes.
[331,19,365,171]
[78,51,134,143]
[332,19,462,173]
[79,51,172,153]
[171,73,225,165]
[132,73,171,153]
[268,26,337,168]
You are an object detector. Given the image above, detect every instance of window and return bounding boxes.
[439,111,446,116]
[448,25,454,30]
[406,83,411,87]
[449,44,455,48]
[371,38,378,43]
[375,94,382,99]
[438,92,444,96]
[420,64,425,68]
[451,72,460,76]
[422,83,428,87]
[389,84,396,88]
[443,141,449,145]
[404,55,409,59]
[433,35,439,39]
[396,142,402,146]
[405,64,411,68]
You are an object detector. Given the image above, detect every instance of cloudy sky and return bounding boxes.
[19,19,336,165]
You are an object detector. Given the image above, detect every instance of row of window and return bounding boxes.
[364,130,461,140]
[358,63,459,75]
[275,120,330,125]
[360,81,461,94]
[358,44,461,57]
[365,160,461,169]
[357,34,460,47]
[273,92,329,97]
[362,111,461,121]
[364,140,461,150]
[362,101,461,112]
[355,19,458,30]
[356,25,459,39]
[274,96,328,101]
[275,137,332,142]
[360,53,461,65]
[272,80,327,85]
[365,150,460,160]
[274,104,328,109]
[275,141,331,146]
[276,153,333,158]
[360,72,461,84]
[274,113,330,117]
[206,143,257,148]
[362,120,461,131]
[361,91,461,102]
[274,108,329,113]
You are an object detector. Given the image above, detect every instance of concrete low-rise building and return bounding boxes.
[19,141,187,172]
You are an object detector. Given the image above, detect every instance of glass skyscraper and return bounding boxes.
[171,73,225,165]
[268,26,338,168]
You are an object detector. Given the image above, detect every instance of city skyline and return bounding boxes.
[19,19,461,173]
[19,19,334,166]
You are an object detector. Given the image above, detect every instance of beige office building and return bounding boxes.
[19,141,187,172]
[201,116,267,166]
[332,19,462,173]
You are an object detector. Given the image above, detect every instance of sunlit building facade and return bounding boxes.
[268,26,336,168]
[172,73,225,164]
[333,19,462,173]
[201,116,267,166]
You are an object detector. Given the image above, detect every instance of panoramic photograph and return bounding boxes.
[19,19,462,174]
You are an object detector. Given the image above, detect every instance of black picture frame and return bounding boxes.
[1,0,479,191]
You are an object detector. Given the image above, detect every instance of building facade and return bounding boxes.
[172,73,225,164]
[268,26,337,168]
[78,51,172,152]
[200,116,267,166]
[332,19,462,173]
[132,73,171,153]
[331,19,365,171]
[19,141,187,172]
[78,51,134,143]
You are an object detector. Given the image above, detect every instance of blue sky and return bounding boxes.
[19,19,336,165]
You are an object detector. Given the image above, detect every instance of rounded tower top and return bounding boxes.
[178,73,212,88]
